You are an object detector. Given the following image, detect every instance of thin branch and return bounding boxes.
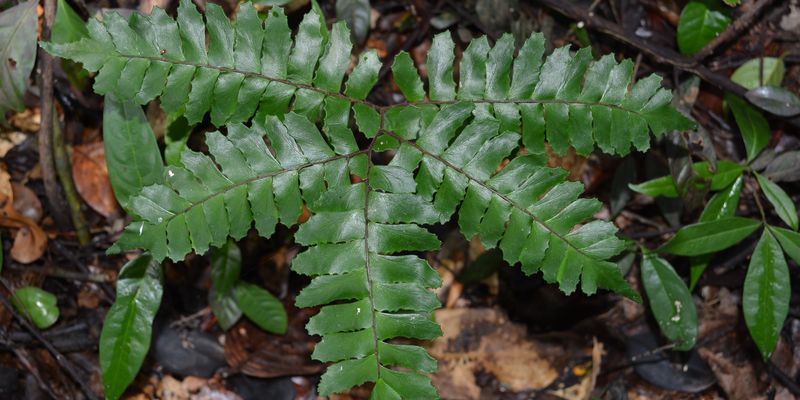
[38,0,71,229]
[52,115,91,246]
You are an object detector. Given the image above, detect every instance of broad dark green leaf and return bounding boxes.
[743,229,790,359]
[659,217,761,256]
[641,254,697,350]
[756,173,798,230]
[676,2,731,55]
[100,254,163,400]
[0,0,38,122]
[11,287,60,329]
[234,282,287,334]
[103,97,165,211]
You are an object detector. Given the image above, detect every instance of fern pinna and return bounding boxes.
[42,1,693,397]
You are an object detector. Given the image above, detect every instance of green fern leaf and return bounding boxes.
[41,3,695,397]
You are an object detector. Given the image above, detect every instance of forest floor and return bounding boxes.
[1,0,800,399]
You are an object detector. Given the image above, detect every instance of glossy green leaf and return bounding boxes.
[100,254,163,400]
[676,2,731,55]
[771,226,800,265]
[234,282,287,334]
[11,287,60,329]
[630,161,744,198]
[660,217,761,256]
[690,176,743,289]
[726,94,770,162]
[743,229,790,359]
[0,0,38,122]
[756,173,798,230]
[102,97,165,211]
[641,254,697,350]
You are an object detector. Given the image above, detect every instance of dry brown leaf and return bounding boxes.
[429,308,588,399]
[71,141,119,218]
[0,166,11,202]
[0,131,26,157]
[0,170,47,264]
[12,182,42,222]
[10,224,47,263]
[8,107,41,132]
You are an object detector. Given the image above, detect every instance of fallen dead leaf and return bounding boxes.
[0,167,48,264]
[71,142,119,218]
[428,307,590,399]
[8,107,40,133]
[12,182,43,222]
[0,131,26,157]
[0,166,11,202]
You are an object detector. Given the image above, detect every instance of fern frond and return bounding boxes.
[41,0,379,128]
[292,180,443,398]
[43,3,696,398]
[108,119,363,262]
[384,102,640,299]
[389,33,695,156]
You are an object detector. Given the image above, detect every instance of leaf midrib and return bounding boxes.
[116,53,647,116]
[151,151,363,226]
[382,130,602,263]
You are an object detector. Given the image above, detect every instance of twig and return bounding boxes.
[691,0,778,62]
[5,263,111,283]
[532,0,800,127]
[52,115,91,246]
[0,278,99,400]
[38,0,71,230]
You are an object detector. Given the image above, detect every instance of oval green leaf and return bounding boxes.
[659,217,761,256]
[103,97,165,211]
[676,2,731,55]
[745,86,800,117]
[730,57,784,89]
[11,287,59,329]
[743,229,790,359]
[641,254,698,350]
[234,282,288,334]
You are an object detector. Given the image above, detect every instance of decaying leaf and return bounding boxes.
[428,307,595,399]
[0,167,47,263]
[72,141,119,218]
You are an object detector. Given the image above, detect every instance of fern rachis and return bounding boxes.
[42,1,693,397]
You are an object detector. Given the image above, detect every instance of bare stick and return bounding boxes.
[38,0,71,229]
